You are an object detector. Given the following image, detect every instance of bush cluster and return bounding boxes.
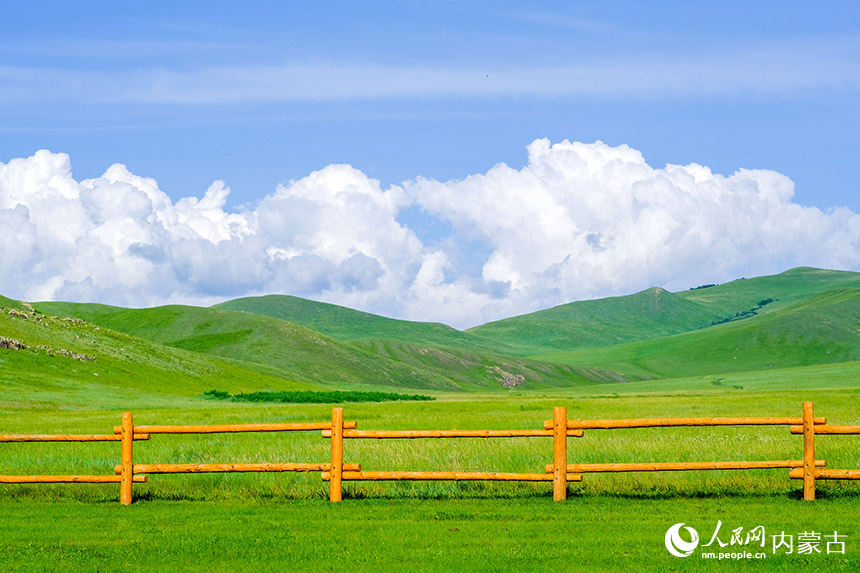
[202,389,435,403]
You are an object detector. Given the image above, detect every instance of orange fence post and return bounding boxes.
[330,407,344,502]
[802,402,815,501]
[553,407,567,501]
[120,412,134,505]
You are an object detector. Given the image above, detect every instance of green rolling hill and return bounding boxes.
[676,267,860,315]
[215,294,515,353]
[33,302,467,392]
[214,294,601,388]
[4,266,860,405]
[0,298,316,409]
[467,267,860,354]
[534,287,860,380]
[467,286,717,354]
[34,301,603,391]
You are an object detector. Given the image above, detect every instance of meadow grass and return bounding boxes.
[0,496,858,571]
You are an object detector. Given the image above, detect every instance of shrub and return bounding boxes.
[201,389,435,403]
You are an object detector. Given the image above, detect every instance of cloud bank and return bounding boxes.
[2,140,860,328]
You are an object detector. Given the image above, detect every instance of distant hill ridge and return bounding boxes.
[32,302,466,392]
[534,285,860,379]
[215,294,512,353]
[470,267,860,350]
[5,266,860,397]
[466,286,717,354]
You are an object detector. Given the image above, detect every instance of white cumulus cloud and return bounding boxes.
[408,139,860,323]
[2,140,860,328]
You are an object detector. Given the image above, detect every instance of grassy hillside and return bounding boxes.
[34,302,466,392]
[0,295,31,313]
[35,302,606,392]
[467,286,717,354]
[0,299,317,409]
[348,338,610,389]
[217,295,611,388]
[215,295,515,353]
[10,266,860,403]
[468,267,860,355]
[677,266,860,315]
[536,287,860,379]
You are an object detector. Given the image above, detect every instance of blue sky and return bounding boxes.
[2,1,860,326]
[3,1,859,210]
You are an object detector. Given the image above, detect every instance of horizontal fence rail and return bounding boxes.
[790,424,860,435]
[0,475,148,484]
[322,471,585,482]
[114,463,362,474]
[790,468,860,480]
[2,401,858,504]
[0,434,150,442]
[544,460,827,473]
[322,429,585,438]
[113,421,357,434]
[544,416,827,430]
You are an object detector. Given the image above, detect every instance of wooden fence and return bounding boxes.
[0,413,150,500]
[1,401,857,504]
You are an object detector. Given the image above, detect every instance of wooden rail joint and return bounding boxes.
[790,424,860,435]
[790,468,860,480]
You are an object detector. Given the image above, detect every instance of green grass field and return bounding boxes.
[2,388,859,571]
[3,267,860,570]
[2,496,858,572]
